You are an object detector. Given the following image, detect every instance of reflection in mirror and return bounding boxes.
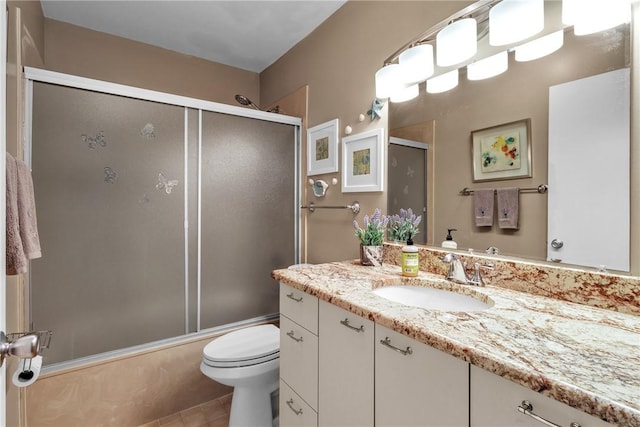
[389,15,632,272]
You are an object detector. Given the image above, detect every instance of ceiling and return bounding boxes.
[40,0,347,73]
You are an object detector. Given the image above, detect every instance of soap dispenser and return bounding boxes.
[442,228,458,249]
[401,236,419,277]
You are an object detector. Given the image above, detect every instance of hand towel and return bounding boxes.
[497,187,520,229]
[16,157,42,260]
[6,153,27,275]
[473,188,494,227]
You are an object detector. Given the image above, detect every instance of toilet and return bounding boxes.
[200,324,280,427]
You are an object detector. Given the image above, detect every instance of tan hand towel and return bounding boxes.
[16,158,42,260]
[474,188,494,227]
[6,153,27,275]
[497,187,519,229]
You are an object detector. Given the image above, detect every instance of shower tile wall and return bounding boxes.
[26,334,232,426]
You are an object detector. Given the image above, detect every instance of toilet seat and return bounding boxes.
[203,324,279,368]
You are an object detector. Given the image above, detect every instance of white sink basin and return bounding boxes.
[372,285,492,312]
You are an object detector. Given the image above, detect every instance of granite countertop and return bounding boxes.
[272,261,640,426]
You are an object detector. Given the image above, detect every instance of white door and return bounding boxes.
[548,68,630,271]
[1,0,9,423]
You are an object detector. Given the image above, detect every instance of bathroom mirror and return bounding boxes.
[389,10,633,272]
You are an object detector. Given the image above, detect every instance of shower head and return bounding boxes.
[235,94,260,110]
[235,94,282,114]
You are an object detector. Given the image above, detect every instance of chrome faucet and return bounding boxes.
[441,253,468,284]
[441,253,494,286]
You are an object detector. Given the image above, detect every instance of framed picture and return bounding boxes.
[307,119,339,176]
[471,118,532,182]
[342,128,385,192]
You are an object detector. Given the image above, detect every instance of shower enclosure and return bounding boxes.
[24,68,300,366]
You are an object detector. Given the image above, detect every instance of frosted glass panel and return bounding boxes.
[31,82,187,364]
[200,112,295,329]
[388,142,427,244]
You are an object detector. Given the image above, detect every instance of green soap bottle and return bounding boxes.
[401,237,419,277]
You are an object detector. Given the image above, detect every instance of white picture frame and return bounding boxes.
[341,128,385,193]
[307,118,339,176]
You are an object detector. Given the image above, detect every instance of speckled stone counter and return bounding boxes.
[272,260,640,426]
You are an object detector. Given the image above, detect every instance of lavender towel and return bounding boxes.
[474,188,494,227]
[6,153,42,275]
[497,187,519,229]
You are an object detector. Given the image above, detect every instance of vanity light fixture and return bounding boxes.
[489,0,544,46]
[375,63,403,99]
[390,84,419,103]
[436,18,478,67]
[563,0,631,36]
[426,69,459,94]
[514,30,564,62]
[375,0,631,104]
[467,51,509,80]
[399,44,435,85]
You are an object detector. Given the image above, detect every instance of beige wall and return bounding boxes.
[260,1,472,263]
[44,18,260,106]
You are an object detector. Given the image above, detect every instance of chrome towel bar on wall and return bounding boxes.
[301,201,360,214]
[459,184,548,196]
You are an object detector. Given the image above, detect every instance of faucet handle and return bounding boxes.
[468,262,494,286]
[440,253,458,262]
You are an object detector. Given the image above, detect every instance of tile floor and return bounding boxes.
[138,394,232,427]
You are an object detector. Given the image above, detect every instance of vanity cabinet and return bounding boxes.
[279,283,319,425]
[318,300,374,426]
[470,366,612,427]
[375,324,470,426]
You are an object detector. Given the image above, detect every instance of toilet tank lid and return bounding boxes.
[203,324,279,362]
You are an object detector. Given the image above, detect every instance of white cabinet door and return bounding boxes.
[470,366,612,427]
[548,68,630,271]
[318,300,374,426]
[375,324,469,427]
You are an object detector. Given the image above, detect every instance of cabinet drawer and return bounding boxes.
[280,315,318,410]
[280,380,318,427]
[280,283,318,334]
[470,366,612,427]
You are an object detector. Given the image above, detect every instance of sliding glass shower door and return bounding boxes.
[28,76,298,366]
[199,112,295,330]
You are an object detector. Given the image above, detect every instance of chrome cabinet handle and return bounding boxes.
[286,330,303,343]
[517,401,581,427]
[286,399,303,416]
[340,318,365,333]
[380,337,412,356]
[286,292,303,303]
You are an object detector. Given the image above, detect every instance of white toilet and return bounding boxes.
[200,324,280,427]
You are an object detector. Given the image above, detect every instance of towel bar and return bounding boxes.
[301,201,360,214]
[460,184,548,196]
